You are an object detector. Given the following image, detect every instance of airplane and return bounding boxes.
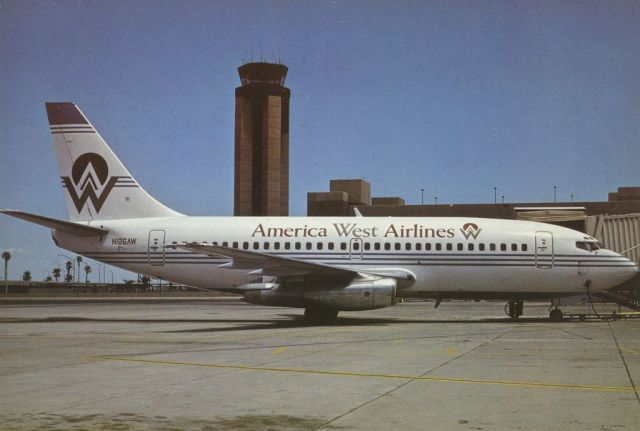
[2,102,638,322]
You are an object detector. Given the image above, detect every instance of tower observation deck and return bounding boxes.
[234,62,290,216]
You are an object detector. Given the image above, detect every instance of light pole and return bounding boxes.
[97,263,103,284]
[434,196,438,205]
[553,185,557,203]
[421,188,424,205]
[494,187,497,204]
[570,193,574,202]
[2,251,10,294]
[107,269,114,287]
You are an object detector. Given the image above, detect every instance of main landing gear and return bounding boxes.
[304,306,339,324]
[505,300,524,319]
[548,307,564,322]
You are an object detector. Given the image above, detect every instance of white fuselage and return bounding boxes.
[53,216,637,299]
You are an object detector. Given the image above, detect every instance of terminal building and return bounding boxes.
[234,62,290,216]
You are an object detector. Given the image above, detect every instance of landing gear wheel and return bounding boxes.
[505,300,524,319]
[549,308,564,322]
[304,306,339,324]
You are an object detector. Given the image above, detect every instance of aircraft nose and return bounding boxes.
[621,257,639,280]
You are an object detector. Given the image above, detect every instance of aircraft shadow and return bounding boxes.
[162,315,555,333]
[1,315,559,334]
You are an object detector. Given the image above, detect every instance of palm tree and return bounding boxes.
[65,261,73,282]
[2,251,10,294]
[22,270,32,282]
[76,256,83,282]
[84,264,92,283]
[52,268,61,282]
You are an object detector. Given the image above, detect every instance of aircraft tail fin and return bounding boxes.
[46,102,182,221]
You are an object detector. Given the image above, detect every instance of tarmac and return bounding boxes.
[1,299,639,430]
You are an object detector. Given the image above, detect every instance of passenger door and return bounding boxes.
[535,231,554,268]
[148,230,166,266]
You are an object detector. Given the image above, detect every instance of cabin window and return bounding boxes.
[457,243,463,251]
[212,242,218,246]
[425,243,432,251]
[416,243,422,251]
[500,243,507,251]
[374,243,381,251]
[274,242,280,250]
[264,242,270,250]
[511,243,517,252]
[340,242,347,250]
[395,243,401,251]
[317,242,323,250]
[490,243,496,251]
[284,242,291,250]
[253,242,259,250]
[364,242,371,251]
[295,242,301,250]
[435,243,442,251]
[353,242,360,251]
[479,243,485,251]
[232,242,238,249]
[468,243,474,251]
[385,243,391,251]
[243,242,249,250]
[405,243,412,251]
[328,242,334,250]
[446,243,453,251]
[304,242,310,250]
[222,241,228,247]
[521,244,528,252]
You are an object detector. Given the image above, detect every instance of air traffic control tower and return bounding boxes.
[234,62,290,216]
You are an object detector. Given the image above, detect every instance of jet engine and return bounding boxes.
[243,277,397,311]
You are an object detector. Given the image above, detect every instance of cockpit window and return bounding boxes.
[576,241,601,251]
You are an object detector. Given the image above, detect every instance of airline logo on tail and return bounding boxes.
[61,152,137,213]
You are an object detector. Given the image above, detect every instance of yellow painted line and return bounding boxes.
[620,347,640,355]
[82,355,635,393]
[447,346,459,355]
[271,346,288,355]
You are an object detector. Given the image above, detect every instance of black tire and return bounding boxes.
[304,306,339,324]
[549,308,564,322]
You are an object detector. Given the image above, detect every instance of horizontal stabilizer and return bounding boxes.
[1,210,109,236]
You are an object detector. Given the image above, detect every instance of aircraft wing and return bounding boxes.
[176,243,358,281]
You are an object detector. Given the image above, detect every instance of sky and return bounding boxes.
[1,0,639,282]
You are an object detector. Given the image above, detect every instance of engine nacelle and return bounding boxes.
[243,277,397,311]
